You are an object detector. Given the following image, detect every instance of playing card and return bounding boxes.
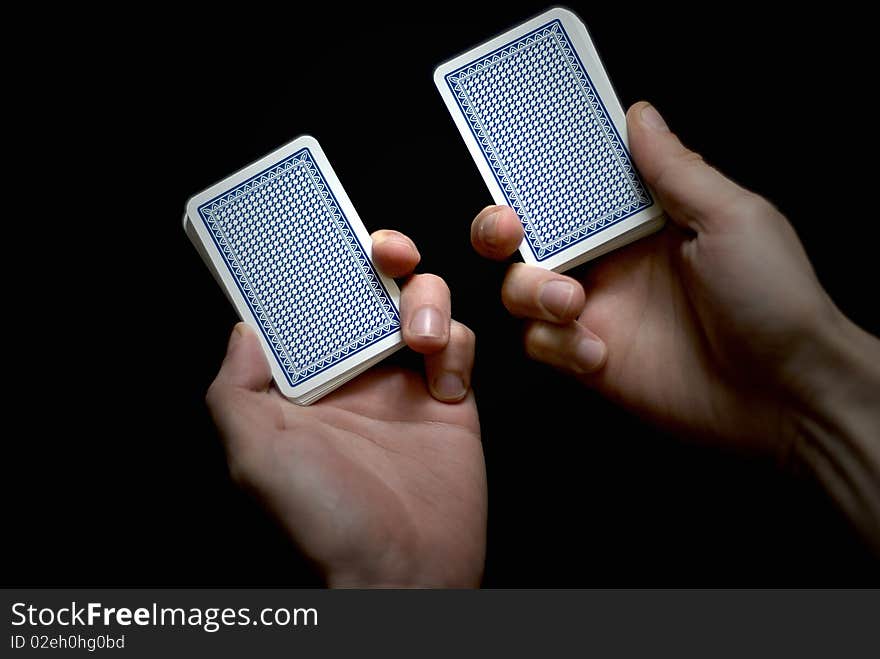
[434,7,665,272]
[185,136,403,404]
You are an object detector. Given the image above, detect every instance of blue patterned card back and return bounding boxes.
[194,148,400,388]
[443,19,653,261]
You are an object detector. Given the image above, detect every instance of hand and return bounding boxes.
[206,231,485,587]
[471,102,880,548]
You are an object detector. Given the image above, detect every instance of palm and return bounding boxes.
[230,366,485,586]
[572,228,782,446]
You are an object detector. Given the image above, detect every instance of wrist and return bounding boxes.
[326,568,481,589]
[324,554,483,589]
[785,309,880,422]
[783,310,880,551]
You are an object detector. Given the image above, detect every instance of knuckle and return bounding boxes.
[680,149,705,166]
[718,191,780,230]
[733,191,776,220]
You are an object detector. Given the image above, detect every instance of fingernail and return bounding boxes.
[228,323,247,351]
[574,335,606,373]
[433,373,466,401]
[539,280,576,319]
[410,306,444,339]
[478,210,501,246]
[640,104,669,132]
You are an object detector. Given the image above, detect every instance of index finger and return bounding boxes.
[470,205,524,260]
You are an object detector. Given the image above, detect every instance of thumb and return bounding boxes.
[627,101,756,234]
[212,322,273,393]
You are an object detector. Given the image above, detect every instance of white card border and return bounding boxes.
[433,6,663,271]
[185,135,403,403]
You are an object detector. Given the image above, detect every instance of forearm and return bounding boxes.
[789,312,880,553]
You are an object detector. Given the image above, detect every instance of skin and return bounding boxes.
[207,100,879,587]
[471,102,880,552]
[206,232,486,587]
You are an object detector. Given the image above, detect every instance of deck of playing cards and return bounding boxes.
[184,136,403,405]
[434,7,665,272]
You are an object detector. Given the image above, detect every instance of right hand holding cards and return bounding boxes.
[434,7,665,272]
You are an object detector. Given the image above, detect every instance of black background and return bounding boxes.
[7,3,879,586]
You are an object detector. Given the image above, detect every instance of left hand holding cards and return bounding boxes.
[205,229,486,587]
[188,137,413,405]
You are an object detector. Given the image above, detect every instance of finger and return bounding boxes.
[627,101,766,234]
[210,323,273,393]
[371,229,421,278]
[523,319,607,375]
[400,273,451,354]
[470,205,524,260]
[501,263,586,324]
[205,324,283,476]
[206,323,273,433]
[424,320,476,403]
